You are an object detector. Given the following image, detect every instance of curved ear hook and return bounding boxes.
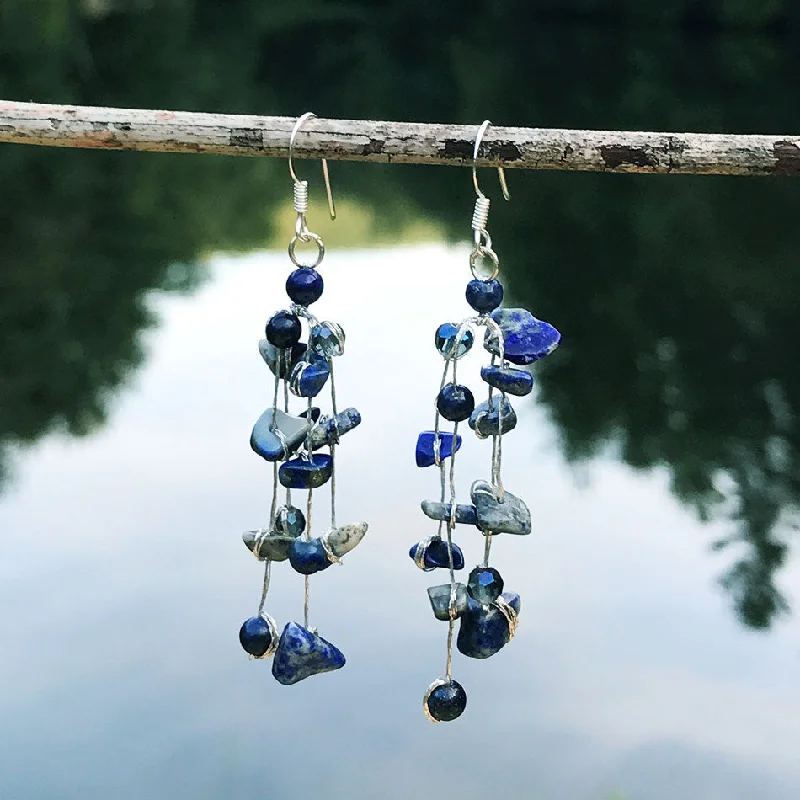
[288,112,336,220]
[472,119,511,202]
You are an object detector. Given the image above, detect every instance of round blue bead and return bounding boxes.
[286,268,324,306]
[466,279,504,313]
[239,616,273,657]
[467,566,504,605]
[437,383,475,422]
[426,680,468,722]
[266,311,302,347]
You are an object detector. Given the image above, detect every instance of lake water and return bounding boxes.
[1,244,798,799]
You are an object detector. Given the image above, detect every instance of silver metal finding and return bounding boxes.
[472,119,511,203]
[288,112,336,268]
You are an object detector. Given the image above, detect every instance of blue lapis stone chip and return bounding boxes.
[466,278,504,313]
[456,592,520,659]
[271,622,346,686]
[239,616,274,658]
[288,538,332,575]
[279,454,334,489]
[480,365,534,397]
[415,431,462,468]
[409,539,465,570]
[290,357,330,398]
[469,395,517,438]
[484,308,561,365]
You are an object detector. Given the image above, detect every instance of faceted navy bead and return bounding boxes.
[271,622,345,686]
[274,505,306,537]
[426,680,468,722]
[289,538,332,575]
[435,323,473,360]
[466,278,504,313]
[436,384,475,422]
[409,539,465,570]
[480,365,534,397]
[467,566,504,605]
[286,268,323,305]
[415,431,462,468]
[289,357,330,398]
[239,616,274,658]
[279,454,334,489]
[309,321,345,358]
[266,311,302,348]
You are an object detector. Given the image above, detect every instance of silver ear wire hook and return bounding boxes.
[472,119,510,203]
[468,120,508,281]
[288,112,336,220]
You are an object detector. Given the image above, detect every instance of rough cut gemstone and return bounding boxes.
[279,454,334,489]
[457,592,521,659]
[308,408,362,450]
[420,500,478,527]
[484,308,560,365]
[480,365,534,397]
[274,505,306,537]
[258,340,307,380]
[242,531,296,562]
[471,481,532,535]
[415,431,462,468]
[409,539,465,570]
[468,395,517,438]
[266,311,302,348]
[289,357,330,398]
[467,566,504,605]
[288,538,332,574]
[436,383,475,422]
[286,267,323,306]
[309,321,345,358]
[435,322,474,360]
[427,583,469,621]
[466,278,504,313]
[250,408,310,462]
[271,622,346,685]
[239,616,274,658]
[326,522,368,557]
[426,680,468,722]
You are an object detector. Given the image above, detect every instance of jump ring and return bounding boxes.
[469,246,500,281]
[288,233,325,268]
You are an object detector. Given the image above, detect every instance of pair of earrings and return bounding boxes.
[237,116,561,723]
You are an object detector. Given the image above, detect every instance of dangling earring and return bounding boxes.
[239,112,368,685]
[411,120,561,722]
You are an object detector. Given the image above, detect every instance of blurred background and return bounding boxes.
[1,3,800,799]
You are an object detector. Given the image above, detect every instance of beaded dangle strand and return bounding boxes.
[411,121,561,722]
[238,113,368,685]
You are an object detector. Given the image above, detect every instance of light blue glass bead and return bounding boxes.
[309,321,345,358]
[274,505,306,537]
[435,322,474,360]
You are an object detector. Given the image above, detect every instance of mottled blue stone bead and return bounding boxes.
[484,308,560,365]
[289,357,330,398]
[279,454,334,489]
[250,407,310,462]
[425,680,468,722]
[239,616,273,658]
[467,566,504,605]
[415,431,462,468]
[271,622,346,686]
[286,267,323,306]
[457,592,520,659]
[289,538,332,574]
[468,395,517,437]
[409,539,465,570]
[480,365,534,397]
[436,383,475,422]
[435,323,473,360]
[466,279,504,313]
[266,311,302,348]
